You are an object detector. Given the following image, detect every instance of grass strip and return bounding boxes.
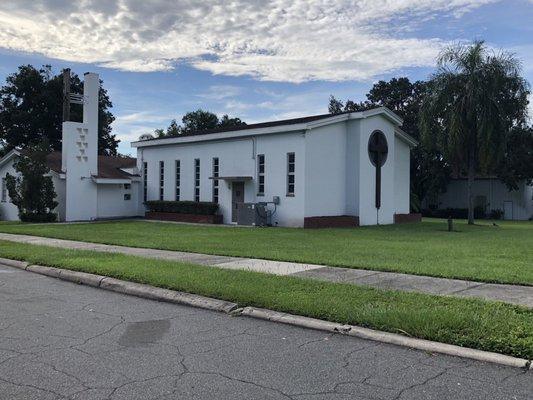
[0,219,531,286]
[0,239,532,360]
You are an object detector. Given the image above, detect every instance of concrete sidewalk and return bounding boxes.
[0,232,532,308]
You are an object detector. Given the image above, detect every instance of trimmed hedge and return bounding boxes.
[145,200,218,215]
[20,212,57,223]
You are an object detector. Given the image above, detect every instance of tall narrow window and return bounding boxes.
[286,152,295,196]
[257,154,265,196]
[159,161,165,200]
[1,177,6,202]
[175,160,180,201]
[194,159,200,202]
[142,162,148,202]
[212,157,219,203]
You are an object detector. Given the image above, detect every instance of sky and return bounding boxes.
[0,0,532,155]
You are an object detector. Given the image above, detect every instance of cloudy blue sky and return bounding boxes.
[0,0,532,155]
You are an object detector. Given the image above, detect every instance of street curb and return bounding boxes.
[2,259,531,370]
[4,260,238,314]
[0,257,28,270]
[240,307,532,370]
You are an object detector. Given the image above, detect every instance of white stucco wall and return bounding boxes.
[345,120,361,216]
[256,133,305,227]
[304,122,348,218]
[437,179,533,220]
[97,182,142,219]
[139,132,306,227]
[394,137,410,214]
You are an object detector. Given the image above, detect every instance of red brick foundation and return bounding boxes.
[304,215,360,229]
[394,213,422,224]
[145,212,223,224]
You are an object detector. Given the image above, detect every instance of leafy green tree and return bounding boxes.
[156,109,246,137]
[5,141,58,222]
[496,125,533,190]
[420,41,530,224]
[367,78,427,136]
[328,96,368,113]
[218,114,246,129]
[181,109,221,133]
[328,95,345,114]
[0,65,119,155]
[155,119,181,138]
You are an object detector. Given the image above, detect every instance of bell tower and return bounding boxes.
[61,72,99,221]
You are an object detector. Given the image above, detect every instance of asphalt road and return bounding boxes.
[0,263,531,400]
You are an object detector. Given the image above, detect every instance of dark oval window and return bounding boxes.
[368,130,388,167]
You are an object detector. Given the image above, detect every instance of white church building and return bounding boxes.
[0,73,143,222]
[0,71,418,227]
[133,107,418,227]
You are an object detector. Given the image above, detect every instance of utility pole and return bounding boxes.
[62,68,71,122]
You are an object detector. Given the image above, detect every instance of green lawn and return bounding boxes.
[0,218,532,285]
[0,239,532,360]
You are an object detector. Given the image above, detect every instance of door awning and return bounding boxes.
[209,176,253,181]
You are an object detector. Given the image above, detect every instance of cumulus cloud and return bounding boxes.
[0,0,498,82]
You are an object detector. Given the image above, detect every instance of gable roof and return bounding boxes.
[132,107,413,148]
[0,149,137,180]
[153,111,353,140]
[44,152,138,179]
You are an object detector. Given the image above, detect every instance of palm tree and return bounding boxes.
[420,41,529,224]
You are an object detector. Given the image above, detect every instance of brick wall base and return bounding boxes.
[145,212,223,224]
[304,215,360,229]
[394,213,422,224]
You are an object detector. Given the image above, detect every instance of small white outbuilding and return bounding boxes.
[431,178,533,221]
[133,107,418,227]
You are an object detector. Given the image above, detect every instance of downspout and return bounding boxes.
[139,148,145,214]
[251,136,257,192]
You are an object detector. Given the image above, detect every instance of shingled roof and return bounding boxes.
[143,111,353,141]
[45,152,138,180]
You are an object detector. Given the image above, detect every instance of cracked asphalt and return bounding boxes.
[0,264,531,400]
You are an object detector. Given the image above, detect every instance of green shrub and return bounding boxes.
[6,141,58,223]
[489,209,504,220]
[145,200,218,215]
[422,207,485,219]
[20,211,57,223]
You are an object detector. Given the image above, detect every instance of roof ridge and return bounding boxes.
[144,110,353,141]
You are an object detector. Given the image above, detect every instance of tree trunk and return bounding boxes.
[467,150,475,225]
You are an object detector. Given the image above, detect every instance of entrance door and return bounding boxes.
[231,182,244,223]
[503,201,513,220]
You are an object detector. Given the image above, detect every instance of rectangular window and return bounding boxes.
[124,183,131,190]
[212,157,219,203]
[1,177,6,202]
[159,161,165,200]
[257,154,265,196]
[286,152,295,196]
[175,160,180,201]
[142,162,147,202]
[124,193,131,201]
[194,159,200,202]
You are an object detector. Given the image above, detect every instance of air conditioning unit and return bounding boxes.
[237,203,271,226]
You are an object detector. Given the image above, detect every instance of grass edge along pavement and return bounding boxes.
[0,239,532,360]
[0,219,531,286]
